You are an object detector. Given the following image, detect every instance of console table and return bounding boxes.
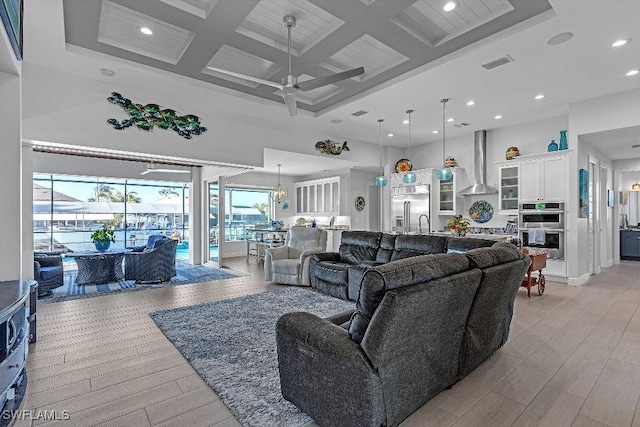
[0,280,31,425]
[66,251,127,285]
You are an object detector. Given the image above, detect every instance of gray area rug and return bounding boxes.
[150,287,355,427]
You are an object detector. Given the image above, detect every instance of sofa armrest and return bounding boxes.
[325,309,356,327]
[33,261,42,279]
[266,245,290,261]
[299,248,325,287]
[276,312,384,427]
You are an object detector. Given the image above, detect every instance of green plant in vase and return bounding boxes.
[446,214,471,237]
[90,225,116,251]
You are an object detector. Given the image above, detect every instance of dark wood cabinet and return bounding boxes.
[621,230,640,260]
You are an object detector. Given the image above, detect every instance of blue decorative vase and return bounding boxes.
[374,176,388,187]
[559,130,568,150]
[94,240,110,252]
[548,140,558,152]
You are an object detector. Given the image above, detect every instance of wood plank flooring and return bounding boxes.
[19,259,640,427]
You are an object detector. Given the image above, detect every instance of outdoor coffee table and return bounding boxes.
[66,251,128,285]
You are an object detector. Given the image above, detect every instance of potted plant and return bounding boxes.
[446,214,471,237]
[90,225,116,252]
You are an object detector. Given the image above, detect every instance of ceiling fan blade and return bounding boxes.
[296,66,365,92]
[207,67,284,90]
[283,92,297,116]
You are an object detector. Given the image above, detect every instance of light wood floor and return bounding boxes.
[19,259,640,427]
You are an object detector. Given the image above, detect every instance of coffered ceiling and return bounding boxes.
[63,0,552,115]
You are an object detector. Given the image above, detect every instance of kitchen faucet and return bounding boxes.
[418,214,430,235]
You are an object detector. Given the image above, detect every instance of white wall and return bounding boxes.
[0,71,22,281]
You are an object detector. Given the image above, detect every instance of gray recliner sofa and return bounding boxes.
[276,243,530,427]
[309,230,498,301]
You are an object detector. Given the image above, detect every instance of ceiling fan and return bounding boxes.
[141,163,191,175]
[207,15,365,116]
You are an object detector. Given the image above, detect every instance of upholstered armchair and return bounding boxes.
[125,239,178,283]
[264,227,328,286]
[33,251,64,297]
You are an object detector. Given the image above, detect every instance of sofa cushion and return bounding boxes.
[390,235,448,261]
[447,237,496,254]
[39,266,62,281]
[349,253,471,343]
[339,231,382,264]
[375,234,396,263]
[313,262,352,285]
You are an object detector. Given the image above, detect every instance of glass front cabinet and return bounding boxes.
[499,165,519,214]
[437,168,462,214]
[294,177,340,215]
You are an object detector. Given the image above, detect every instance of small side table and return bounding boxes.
[521,249,547,298]
[66,251,127,285]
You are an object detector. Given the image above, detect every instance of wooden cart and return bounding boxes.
[521,249,547,298]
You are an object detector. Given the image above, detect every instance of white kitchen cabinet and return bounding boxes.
[519,154,567,202]
[295,177,341,215]
[436,168,462,215]
[497,165,519,214]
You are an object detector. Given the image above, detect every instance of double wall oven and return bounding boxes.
[518,202,565,260]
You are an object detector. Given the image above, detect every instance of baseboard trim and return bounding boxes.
[567,273,590,286]
[602,259,614,268]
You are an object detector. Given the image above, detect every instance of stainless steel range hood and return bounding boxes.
[459,130,498,196]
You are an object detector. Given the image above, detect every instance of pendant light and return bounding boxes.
[632,182,640,190]
[403,109,416,184]
[436,98,453,181]
[272,164,288,203]
[374,119,388,187]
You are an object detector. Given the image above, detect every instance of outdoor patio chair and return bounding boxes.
[124,239,178,283]
[127,234,168,252]
[34,251,64,297]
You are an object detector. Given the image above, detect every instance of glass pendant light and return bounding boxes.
[437,98,453,181]
[632,182,640,190]
[403,109,416,184]
[271,164,288,203]
[374,119,388,187]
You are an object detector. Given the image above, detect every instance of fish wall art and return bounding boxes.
[106,92,207,140]
[315,140,350,156]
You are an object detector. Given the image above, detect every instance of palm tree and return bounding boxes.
[253,202,270,222]
[88,183,114,202]
[111,191,142,203]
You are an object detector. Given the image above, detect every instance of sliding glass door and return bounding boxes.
[209,182,219,265]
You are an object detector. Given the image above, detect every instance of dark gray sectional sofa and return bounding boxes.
[276,242,530,427]
[309,231,499,301]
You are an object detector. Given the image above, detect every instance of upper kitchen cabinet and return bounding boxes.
[497,164,519,214]
[295,176,342,215]
[518,152,569,202]
[436,168,463,215]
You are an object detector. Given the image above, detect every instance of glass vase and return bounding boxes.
[559,130,568,150]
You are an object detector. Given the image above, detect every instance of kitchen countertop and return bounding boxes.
[429,232,514,241]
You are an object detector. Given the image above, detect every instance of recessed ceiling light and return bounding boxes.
[494,115,503,119]
[443,1,457,12]
[387,133,394,137]
[140,27,153,35]
[330,119,342,124]
[612,39,630,47]
[547,32,573,46]
[432,130,439,134]
[402,119,409,124]
[626,69,639,76]
[466,100,475,106]
[100,68,115,77]
[447,117,454,122]
[534,94,545,100]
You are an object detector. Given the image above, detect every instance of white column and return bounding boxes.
[189,167,202,265]
[22,145,33,278]
[0,71,22,281]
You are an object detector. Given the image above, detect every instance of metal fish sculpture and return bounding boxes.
[106,92,207,140]
[315,140,350,156]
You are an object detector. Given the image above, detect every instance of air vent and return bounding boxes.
[632,144,640,148]
[351,110,369,117]
[454,122,471,128]
[482,55,514,70]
